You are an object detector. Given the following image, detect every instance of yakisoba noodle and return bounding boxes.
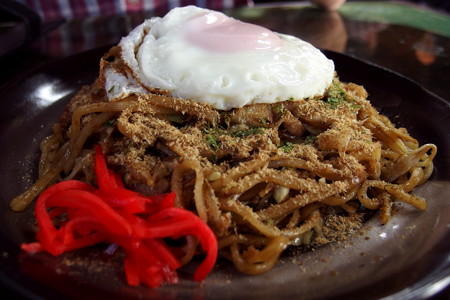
[11,46,437,276]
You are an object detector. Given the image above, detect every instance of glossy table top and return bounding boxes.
[0,1,449,299]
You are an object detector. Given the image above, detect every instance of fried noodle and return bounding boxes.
[11,49,437,275]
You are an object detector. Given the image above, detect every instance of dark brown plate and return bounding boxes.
[0,47,449,300]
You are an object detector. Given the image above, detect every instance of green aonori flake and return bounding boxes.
[203,125,265,150]
[232,127,264,138]
[279,141,294,153]
[303,135,317,145]
[107,85,115,93]
[205,133,220,150]
[103,119,116,127]
[273,104,286,115]
[324,81,347,109]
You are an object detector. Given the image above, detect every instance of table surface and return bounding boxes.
[0,1,449,299]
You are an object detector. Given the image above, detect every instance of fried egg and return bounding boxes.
[106,6,335,110]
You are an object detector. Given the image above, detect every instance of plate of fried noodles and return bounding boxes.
[0,46,449,300]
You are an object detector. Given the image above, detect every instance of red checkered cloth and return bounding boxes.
[16,0,253,22]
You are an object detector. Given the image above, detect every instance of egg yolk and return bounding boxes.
[184,11,282,52]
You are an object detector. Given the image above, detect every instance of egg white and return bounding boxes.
[104,67,147,101]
